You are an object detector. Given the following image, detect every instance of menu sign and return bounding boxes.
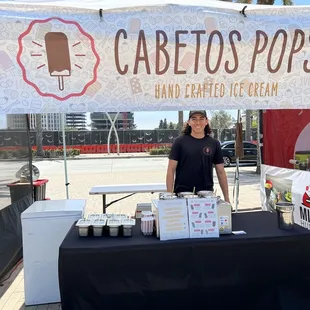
[157,199,189,241]
[187,198,219,239]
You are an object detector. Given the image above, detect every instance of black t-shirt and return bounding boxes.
[168,134,224,193]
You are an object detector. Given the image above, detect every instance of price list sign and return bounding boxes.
[187,198,219,239]
[157,199,189,241]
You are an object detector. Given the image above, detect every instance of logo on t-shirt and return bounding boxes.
[203,146,212,155]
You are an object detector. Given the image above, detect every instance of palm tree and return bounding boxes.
[35,114,44,157]
[178,111,184,135]
[245,111,252,141]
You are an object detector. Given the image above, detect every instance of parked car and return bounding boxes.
[221,141,257,167]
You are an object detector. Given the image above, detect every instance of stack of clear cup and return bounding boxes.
[141,211,154,236]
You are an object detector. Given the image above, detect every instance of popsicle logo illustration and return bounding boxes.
[45,32,72,91]
[17,17,100,101]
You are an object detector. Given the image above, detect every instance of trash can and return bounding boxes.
[7,179,49,204]
[33,179,48,201]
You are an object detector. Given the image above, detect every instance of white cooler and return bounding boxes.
[21,199,86,306]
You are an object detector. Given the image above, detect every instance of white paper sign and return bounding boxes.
[157,199,189,241]
[187,198,219,238]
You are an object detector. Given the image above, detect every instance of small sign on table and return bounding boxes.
[187,197,219,238]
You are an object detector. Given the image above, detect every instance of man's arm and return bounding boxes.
[166,159,178,193]
[215,164,230,203]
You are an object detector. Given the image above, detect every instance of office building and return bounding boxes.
[7,114,63,131]
[66,113,87,130]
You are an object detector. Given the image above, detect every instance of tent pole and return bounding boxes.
[61,113,69,199]
[26,114,34,203]
[235,110,241,212]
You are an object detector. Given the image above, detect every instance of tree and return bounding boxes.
[163,118,168,129]
[210,111,234,141]
[35,114,44,157]
[64,126,75,131]
[178,111,184,134]
[242,110,258,140]
[245,110,252,141]
[168,122,175,129]
[159,119,164,129]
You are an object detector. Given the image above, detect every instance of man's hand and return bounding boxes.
[215,164,230,203]
[166,159,178,193]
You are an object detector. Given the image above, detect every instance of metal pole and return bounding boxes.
[26,114,34,203]
[235,110,241,212]
[61,113,69,199]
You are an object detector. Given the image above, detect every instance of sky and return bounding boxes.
[133,110,238,129]
[275,0,308,4]
[0,115,5,129]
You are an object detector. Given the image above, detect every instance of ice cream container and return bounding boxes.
[87,214,104,221]
[76,219,92,237]
[178,192,193,197]
[178,192,199,199]
[276,202,294,230]
[159,192,177,200]
[107,219,121,237]
[122,218,136,237]
[197,190,215,197]
[92,219,107,237]
[113,214,128,220]
[122,218,136,226]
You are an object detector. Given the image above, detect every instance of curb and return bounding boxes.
[0,155,169,162]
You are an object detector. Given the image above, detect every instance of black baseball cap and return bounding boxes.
[189,110,207,119]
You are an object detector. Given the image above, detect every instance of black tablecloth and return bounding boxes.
[59,211,310,310]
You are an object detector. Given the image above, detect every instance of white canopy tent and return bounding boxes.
[1,0,310,200]
[0,0,309,113]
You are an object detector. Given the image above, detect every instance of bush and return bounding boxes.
[0,150,19,159]
[149,146,171,155]
[31,148,80,158]
[0,150,9,159]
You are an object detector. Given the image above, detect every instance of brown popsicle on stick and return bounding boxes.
[45,32,71,91]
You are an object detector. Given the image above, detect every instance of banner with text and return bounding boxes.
[261,164,310,230]
[1,2,310,113]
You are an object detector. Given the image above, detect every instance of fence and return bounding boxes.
[0,128,257,149]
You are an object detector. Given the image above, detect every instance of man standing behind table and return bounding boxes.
[166,110,230,203]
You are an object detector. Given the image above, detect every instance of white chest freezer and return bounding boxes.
[21,199,86,306]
